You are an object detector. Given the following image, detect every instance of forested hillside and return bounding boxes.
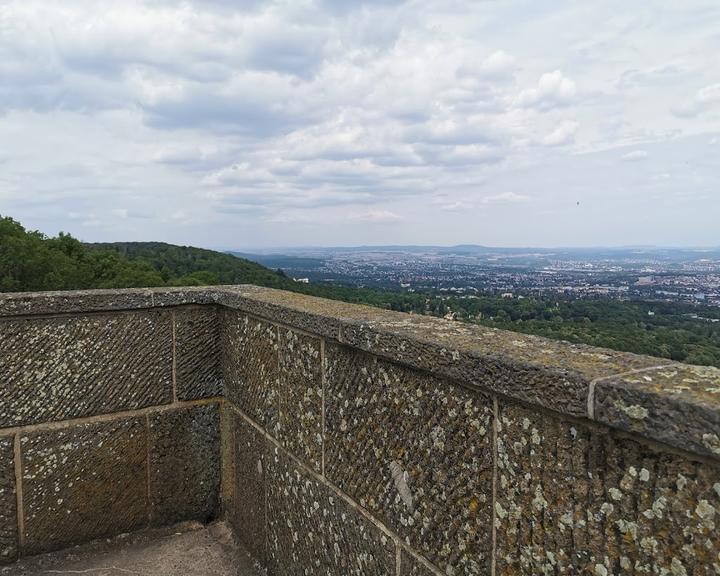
[2,215,718,369]
[88,242,293,288]
[0,216,292,291]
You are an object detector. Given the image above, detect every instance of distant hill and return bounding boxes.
[89,242,293,288]
[3,215,719,369]
[0,216,292,292]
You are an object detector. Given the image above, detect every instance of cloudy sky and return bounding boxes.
[1,0,719,248]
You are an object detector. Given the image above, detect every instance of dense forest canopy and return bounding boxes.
[1,215,719,369]
[0,216,292,291]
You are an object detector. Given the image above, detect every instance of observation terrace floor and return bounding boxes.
[0,522,263,576]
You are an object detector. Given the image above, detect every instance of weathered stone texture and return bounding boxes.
[341,317,671,418]
[595,363,720,459]
[21,418,148,555]
[0,311,173,427]
[217,285,386,340]
[277,328,323,472]
[325,343,495,575]
[0,438,17,564]
[400,552,438,575]
[220,404,236,516]
[267,445,396,576]
[222,311,279,431]
[175,306,223,400]
[0,288,154,317]
[495,402,720,575]
[148,404,220,526]
[230,413,267,565]
[149,286,224,308]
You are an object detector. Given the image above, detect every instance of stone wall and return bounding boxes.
[1,286,719,575]
[0,303,222,563]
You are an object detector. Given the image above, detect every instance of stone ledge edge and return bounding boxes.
[1,285,719,462]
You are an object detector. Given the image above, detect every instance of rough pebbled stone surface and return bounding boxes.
[277,328,323,472]
[0,289,154,317]
[267,445,396,576]
[3,285,719,459]
[0,311,173,427]
[219,405,236,517]
[222,310,279,432]
[149,286,225,308]
[400,552,438,575]
[230,413,267,566]
[495,402,720,575]
[340,316,671,418]
[175,306,223,400]
[149,404,220,526]
[0,438,16,565]
[217,285,383,340]
[325,343,495,575]
[595,363,720,459]
[21,418,148,555]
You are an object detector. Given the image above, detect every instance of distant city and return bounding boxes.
[234,246,720,308]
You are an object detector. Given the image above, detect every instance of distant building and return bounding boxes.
[293,277,310,284]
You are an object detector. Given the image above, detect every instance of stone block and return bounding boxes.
[325,343,495,575]
[219,404,236,516]
[595,363,720,459]
[267,445,396,576]
[341,315,671,418]
[0,289,154,317]
[0,438,17,564]
[231,412,267,565]
[0,311,173,427]
[21,417,147,555]
[221,311,279,431]
[401,552,438,576]
[216,285,388,340]
[277,328,323,472]
[495,402,720,575]
[148,404,220,526]
[175,306,223,400]
[149,286,223,308]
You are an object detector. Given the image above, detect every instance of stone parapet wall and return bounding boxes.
[1,286,719,575]
[0,304,222,564]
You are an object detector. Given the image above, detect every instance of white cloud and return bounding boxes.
[350,210,404,223]
[458,50,517,81]
[673,83,720,117]
[480,192,531,204]
[0,0,718,247]
[112,208,155,219]
[622,150,648,161]
[439,201,473,212]
[516,71,577,109]
[542,121,579,146]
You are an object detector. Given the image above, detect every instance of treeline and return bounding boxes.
[444,296,720,368]
[0,216,293,291]
[2,216,719,368]
[88,241,295,288]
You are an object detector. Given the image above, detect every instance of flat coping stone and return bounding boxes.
[1,285,719,460]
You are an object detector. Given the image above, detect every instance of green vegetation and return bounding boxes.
[0,217,164,291]
[441,296,720,368]
[89,242,295,288]
[0,216,293,291]
[2,215,719,368]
